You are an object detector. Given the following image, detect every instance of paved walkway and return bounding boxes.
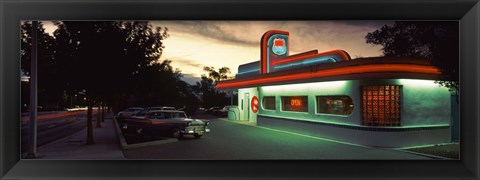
[36,113,125,159]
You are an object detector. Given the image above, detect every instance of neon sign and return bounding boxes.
[290,98,303,109]
[217,64,440,89]
[272,38,287,55]
[251,96,259,113]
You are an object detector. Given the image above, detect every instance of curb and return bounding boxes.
[112,115,129,149]
[395,149,452,160]
[113,116,179,150]
[394,143,459,160]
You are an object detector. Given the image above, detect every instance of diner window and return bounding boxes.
[362,85,402,127]
[262,96,276,110]
[281,96,308,112]
[316,96,354,116]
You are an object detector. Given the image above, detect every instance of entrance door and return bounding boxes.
[243,93,250,121]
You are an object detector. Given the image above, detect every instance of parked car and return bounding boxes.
[117,107,144,118]
[206,106,221,114]
[218,106,231,117]
[122,110,210,139]
[131,106,176,119]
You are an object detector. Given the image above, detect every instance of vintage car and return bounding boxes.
[122,110,210,139]
[131,106,176,119]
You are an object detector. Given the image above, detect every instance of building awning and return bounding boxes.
[217,57,441,90]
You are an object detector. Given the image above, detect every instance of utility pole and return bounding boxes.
[26,21,38,158]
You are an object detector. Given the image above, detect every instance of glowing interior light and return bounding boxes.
[397,79,442,88]
[261,81,347,93]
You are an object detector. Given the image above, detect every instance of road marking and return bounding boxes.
[218,119,374,149]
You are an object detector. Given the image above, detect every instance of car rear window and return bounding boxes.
[149,112,166,119]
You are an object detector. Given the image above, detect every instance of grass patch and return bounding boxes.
[403,143,459,159]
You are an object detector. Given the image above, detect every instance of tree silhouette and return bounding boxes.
[194,66,232,108]
[203,66,232,82]
[52,21,169,144]
[21,22,63,110]
[129,59,200,115]
[365,21,459,98]
[22,21,203,144]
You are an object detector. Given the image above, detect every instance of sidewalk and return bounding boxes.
[36,113,125,159]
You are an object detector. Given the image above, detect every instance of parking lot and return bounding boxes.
[121,114,430,160]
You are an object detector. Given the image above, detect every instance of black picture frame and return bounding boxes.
[1,0,479,179]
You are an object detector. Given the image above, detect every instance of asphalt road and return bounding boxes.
[123,115,429,160]
[21,110,98,153]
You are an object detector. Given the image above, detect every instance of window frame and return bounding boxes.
[280,96,309,113]
[315,95,354,117]
[361,85,403,127]
[261,96,276,111]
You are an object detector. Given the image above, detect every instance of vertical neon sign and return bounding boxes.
[260,30,289,74]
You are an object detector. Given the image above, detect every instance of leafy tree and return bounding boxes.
[194,67,233,108]
[22,21,202,144]
[365,21,459,98]
[52,21,169,144]
[129,60,200,115]
[203,66,232,82]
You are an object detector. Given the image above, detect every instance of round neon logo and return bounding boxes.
[251,96,259,113]
[272,38,287,56]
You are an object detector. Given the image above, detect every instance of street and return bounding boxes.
[123,115,429,160]
[21,110,98,153]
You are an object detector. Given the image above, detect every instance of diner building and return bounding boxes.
[216,30,453,148]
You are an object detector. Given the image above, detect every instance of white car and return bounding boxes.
[117,107,144,118]
[131,106,176,119]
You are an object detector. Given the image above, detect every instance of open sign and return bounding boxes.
[290,98,303,109]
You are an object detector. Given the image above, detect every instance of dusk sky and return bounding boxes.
[44,21,392,85]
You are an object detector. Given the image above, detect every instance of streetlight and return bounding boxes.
[26,21,38,158]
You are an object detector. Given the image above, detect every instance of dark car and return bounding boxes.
[122,110,210,139]
[206,106,221,114]
[217,106,231,117]
[117,107,144,118]
[131,106,176,119]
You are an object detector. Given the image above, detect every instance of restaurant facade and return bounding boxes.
[216,30,452,148]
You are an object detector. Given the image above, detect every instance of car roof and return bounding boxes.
[147,110,185,113]
[149,106,175,109]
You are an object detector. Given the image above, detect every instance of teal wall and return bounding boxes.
[397,79,451,127]
[258,80,360,126]
[252,79,451,127]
